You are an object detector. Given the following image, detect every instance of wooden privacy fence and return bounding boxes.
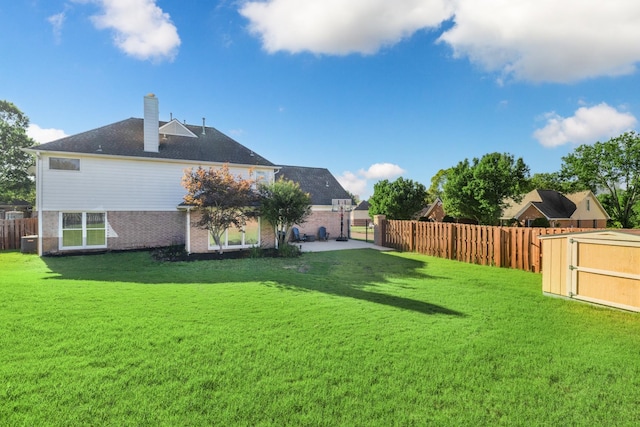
[0,218,38,250]
[381,220,598,273]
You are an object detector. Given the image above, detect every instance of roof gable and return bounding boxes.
[566,190,610,220]
[503,189,611,221]
[159,119,197,138]
[277,165,351,205]
[503,189,576,220]
[414,197,443,219]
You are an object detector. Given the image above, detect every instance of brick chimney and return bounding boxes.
[143,94,159,152]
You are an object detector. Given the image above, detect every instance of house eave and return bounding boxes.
[24,148,279,171]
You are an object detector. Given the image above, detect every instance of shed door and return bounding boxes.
[567,238,640,312]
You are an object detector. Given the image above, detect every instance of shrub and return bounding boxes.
[152,244,187,262]
[277,243,301,258]
[531,217,550,228]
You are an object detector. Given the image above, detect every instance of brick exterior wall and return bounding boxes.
[295,210,345,240]
[426,203,445,222]
[516,205,543,226]
[40,210,185,255]
[41,211,59,254]
[107,211,185,250]
[39,208,346,255]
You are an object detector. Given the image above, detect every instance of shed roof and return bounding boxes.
[538,229,640,241]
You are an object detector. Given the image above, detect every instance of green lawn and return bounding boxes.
[349,225,373,241]
[2,249,639,426]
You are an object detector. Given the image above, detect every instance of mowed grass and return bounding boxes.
[2,249,640,426]
[349,225,373,241]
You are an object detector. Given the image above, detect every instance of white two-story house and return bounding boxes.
[26,94,352,256]
[25,95,280,255]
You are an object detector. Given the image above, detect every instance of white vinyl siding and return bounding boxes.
[39,154,274,212]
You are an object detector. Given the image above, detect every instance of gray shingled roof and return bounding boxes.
[277,165,351,205]
[532,190,577,219]
[354,200,370,211]
[29,118,275,167]
[503,189,578,220]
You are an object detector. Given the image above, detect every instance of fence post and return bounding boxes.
[373,215,386,247]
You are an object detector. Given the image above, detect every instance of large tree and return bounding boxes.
[426,168,449,203]
[0,100,36,203]
[368,177,427,220]
[525,171,589,194]
[258,179,311,247]
[560,131,640,228]
[182,165,260,253]
[443,152,529,225]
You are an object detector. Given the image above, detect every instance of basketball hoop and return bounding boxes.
[331,199,352,241]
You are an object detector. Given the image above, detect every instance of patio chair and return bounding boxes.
[317,226,329,241]
[292,227,306,242]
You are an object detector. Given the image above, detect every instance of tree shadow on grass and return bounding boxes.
[41,249,463,317]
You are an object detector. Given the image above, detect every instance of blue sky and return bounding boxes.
[2,1,640,199]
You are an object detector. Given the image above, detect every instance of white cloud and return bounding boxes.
[337,163,406,199]
[87,0,180,61]
[48,12,66,44]
[240,0,453,55]
[359,163,406,179]
[27,124,68,144]
[438,1,640,83]
[533,103,637,147]
[337,171,368,198]
[240,0,640,83]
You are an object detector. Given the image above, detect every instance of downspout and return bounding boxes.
[273,168,280,248]
[36,152,43,256]
[185,207,191,254]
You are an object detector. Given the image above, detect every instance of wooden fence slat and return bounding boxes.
[381,220,606,274]
[0,218,38,251]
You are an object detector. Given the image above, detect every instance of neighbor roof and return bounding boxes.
[502,189,577,220]
[354,200,370,211]
[277,165,351,205]
[28,118,275,167]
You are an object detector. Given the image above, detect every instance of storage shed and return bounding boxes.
[540,230,640,312]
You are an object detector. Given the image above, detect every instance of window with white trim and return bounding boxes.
[208,219,260,249]
[60,212,107,249]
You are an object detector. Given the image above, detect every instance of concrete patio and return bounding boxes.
[292,239,392,253]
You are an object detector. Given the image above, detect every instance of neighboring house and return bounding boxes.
[277,165,352,240]
[0,199,32,219]
[414,197,445,222]
[501,189,609,228]
[350,200,370,226]
[24,94,347,255]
